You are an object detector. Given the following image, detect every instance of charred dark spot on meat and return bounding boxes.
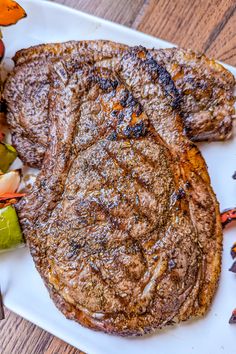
[144,54,181,109]
[172,188,186,204]
[67,240,81,259]
[118,111,124,123]
[119,89,131,107]
[185,181,191,189]
[119,90,143,117]
[96,77,118,91]
[123,121,147,139]
[40,180,47,188]
[101,83,150,140]
[120,90,139,111]
[111,109,119,117]
[108,131,118,141]
[176,188,185,200]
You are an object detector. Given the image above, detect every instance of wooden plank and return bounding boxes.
[134,0,236,65]
[0,308,83,353]
[51,0,146,27]
[0,308,53,353]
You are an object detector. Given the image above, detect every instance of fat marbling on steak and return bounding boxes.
[18,47,222,335]
[3,40,235,168]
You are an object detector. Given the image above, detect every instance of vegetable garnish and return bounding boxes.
[221,212,236,323]
[0,199,16,209]
[0,38,4,62]
[0,170,20,194]
[231,242,236,259]
[0,205,23,249]
[0,0,27,27]
[229,242,236,273]
[0,193,25,200]
[229,261,236,273]
[0,143,17,173]
[0,0,26,323]
[229,242,236,323]
[220,208,236,229]
[229,309,236,324]
[0,286,4,320]
[0,170,24,207]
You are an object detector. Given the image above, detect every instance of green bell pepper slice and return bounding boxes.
[0,142,17,173]
[0,205,23,249]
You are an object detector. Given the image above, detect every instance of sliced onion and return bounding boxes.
[0,170,20,195]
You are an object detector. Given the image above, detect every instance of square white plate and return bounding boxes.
[1,1,236,353]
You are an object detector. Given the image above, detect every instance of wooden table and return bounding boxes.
[1,0,236,353]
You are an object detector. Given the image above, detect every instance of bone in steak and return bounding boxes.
[17,47,222,335]
[3,40,235,168]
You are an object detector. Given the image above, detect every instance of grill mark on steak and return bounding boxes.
[144,54,181,110]
[93,142,174,244]
[89,158,154,228]
[104,144,166,201]
[76,138,166,236]
[73,192,150,296]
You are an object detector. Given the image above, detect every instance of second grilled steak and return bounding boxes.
[4,40,127,167]
[3,40,235,168]
[18,47,222,336]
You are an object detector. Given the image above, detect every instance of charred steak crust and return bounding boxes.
[18,48,222,336]
[12,40,129,66]
[3,40,235,168]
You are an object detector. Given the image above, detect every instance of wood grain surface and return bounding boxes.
[1,0,236,353]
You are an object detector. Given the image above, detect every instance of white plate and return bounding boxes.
[1,1,236,353]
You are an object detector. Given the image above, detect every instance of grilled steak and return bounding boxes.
[18,47,222,335]
[3,40,235,168]
[4,40,128,167]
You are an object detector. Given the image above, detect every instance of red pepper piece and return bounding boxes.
[0,39,4,62]
[220,208,236,228]
[0,192,25,200]
[0,198,18,209]
[229,309,236,324]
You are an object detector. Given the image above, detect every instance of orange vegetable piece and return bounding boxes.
[0,0,26,26]
[220,208,236,228]
[0,192,25,200]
